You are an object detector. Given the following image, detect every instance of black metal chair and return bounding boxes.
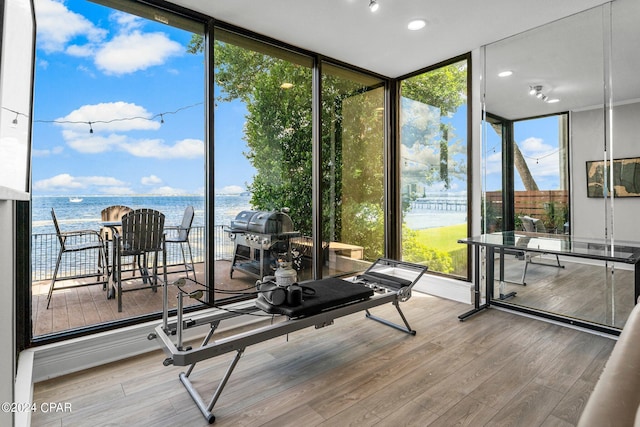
[111,208,167,312]
[47,208,108,309]
[165,206,196,281]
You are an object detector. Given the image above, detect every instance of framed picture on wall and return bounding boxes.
[586,157,640,197]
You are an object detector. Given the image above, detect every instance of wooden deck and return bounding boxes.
[31,293,616,426]
[32,260,257,337]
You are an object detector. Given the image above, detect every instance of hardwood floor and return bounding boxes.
[497,255,635,329]
[31,293,615,426]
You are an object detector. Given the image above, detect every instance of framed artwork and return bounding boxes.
[586,157,640,197]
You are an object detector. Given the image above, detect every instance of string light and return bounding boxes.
[2,102,203,133]
[522,148,559,164]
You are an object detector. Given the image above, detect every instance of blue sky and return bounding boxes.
[32,0,253,196]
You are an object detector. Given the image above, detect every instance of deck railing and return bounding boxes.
[31,225,234,281]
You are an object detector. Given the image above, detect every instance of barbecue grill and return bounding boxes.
[228,210,299,279]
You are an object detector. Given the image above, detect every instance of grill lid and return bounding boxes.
[230,210,259,231]
[231,209,294,235]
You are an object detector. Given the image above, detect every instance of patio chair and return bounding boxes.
[47,208,108,309]
[100,205,132,241]
[111,208,167,312]
[165,206,197,282]
[507,215,563,285]
[100,205,133,271]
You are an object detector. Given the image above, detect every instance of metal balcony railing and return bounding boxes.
[31,225,234,281]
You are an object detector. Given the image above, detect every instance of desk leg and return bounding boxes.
[498,247,517,300]
[459,244,490,321]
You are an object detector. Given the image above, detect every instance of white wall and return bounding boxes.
[0,201,16,427]
[571,101,640,242]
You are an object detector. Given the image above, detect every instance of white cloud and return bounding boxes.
[66,44,95,57]
[149,186,187,195]
[32,146,64,157]
[35,0,107,53]
[520,137,553,155]
[55,103,203,159]
[56,102,160,133]
[36,1,183,76]
[33,173,127,191]
[120,138,204,159]
[141,175,162,186]
[100,186,135,195]
[94,31,182,75]
[111,11,144,33]
[217,185,245,194]
[518,137,560,178]
[62,132,127,154]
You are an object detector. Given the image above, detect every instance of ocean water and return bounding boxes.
[32,194,252,235]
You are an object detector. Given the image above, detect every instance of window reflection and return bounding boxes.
[399,59,469,278]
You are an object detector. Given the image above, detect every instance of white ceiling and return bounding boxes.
[166,0,638,120]
[169,0,610,78]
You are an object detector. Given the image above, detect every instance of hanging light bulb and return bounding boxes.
[89,122,94,134]
[11,113,18,128]
[369,0,379,12]
[160,114,165,124]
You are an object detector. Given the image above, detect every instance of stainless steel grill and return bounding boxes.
[228,210,298,279]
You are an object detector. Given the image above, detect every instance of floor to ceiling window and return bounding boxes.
[31,0,205,338]
[321,63,385,276]
[212,28,314,286]
[399,57,470,278]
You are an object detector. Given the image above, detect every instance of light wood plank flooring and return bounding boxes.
[31,293,615,426]
[497,255,635,329]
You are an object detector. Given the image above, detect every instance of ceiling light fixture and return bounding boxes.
[529,85,542,96]
[498,70,513,77]
[528,85,559,104]
[408,19,426,30]
[369,0,379,12]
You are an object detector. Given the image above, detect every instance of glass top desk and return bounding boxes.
[458,232,640,333]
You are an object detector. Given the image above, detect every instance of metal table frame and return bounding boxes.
[458,232,640,334]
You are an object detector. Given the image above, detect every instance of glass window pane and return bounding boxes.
[400,59,469,278]
[321,63,385,275]
[214,29,313,286]
[513,115,569,234]
[31,0,205,337]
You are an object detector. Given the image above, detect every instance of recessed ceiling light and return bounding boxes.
[498,70,513,77]
[408,19,426,31]
[547,98,560,103]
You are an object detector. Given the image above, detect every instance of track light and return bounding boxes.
[528,85,558,104]
[369,0,379,12]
